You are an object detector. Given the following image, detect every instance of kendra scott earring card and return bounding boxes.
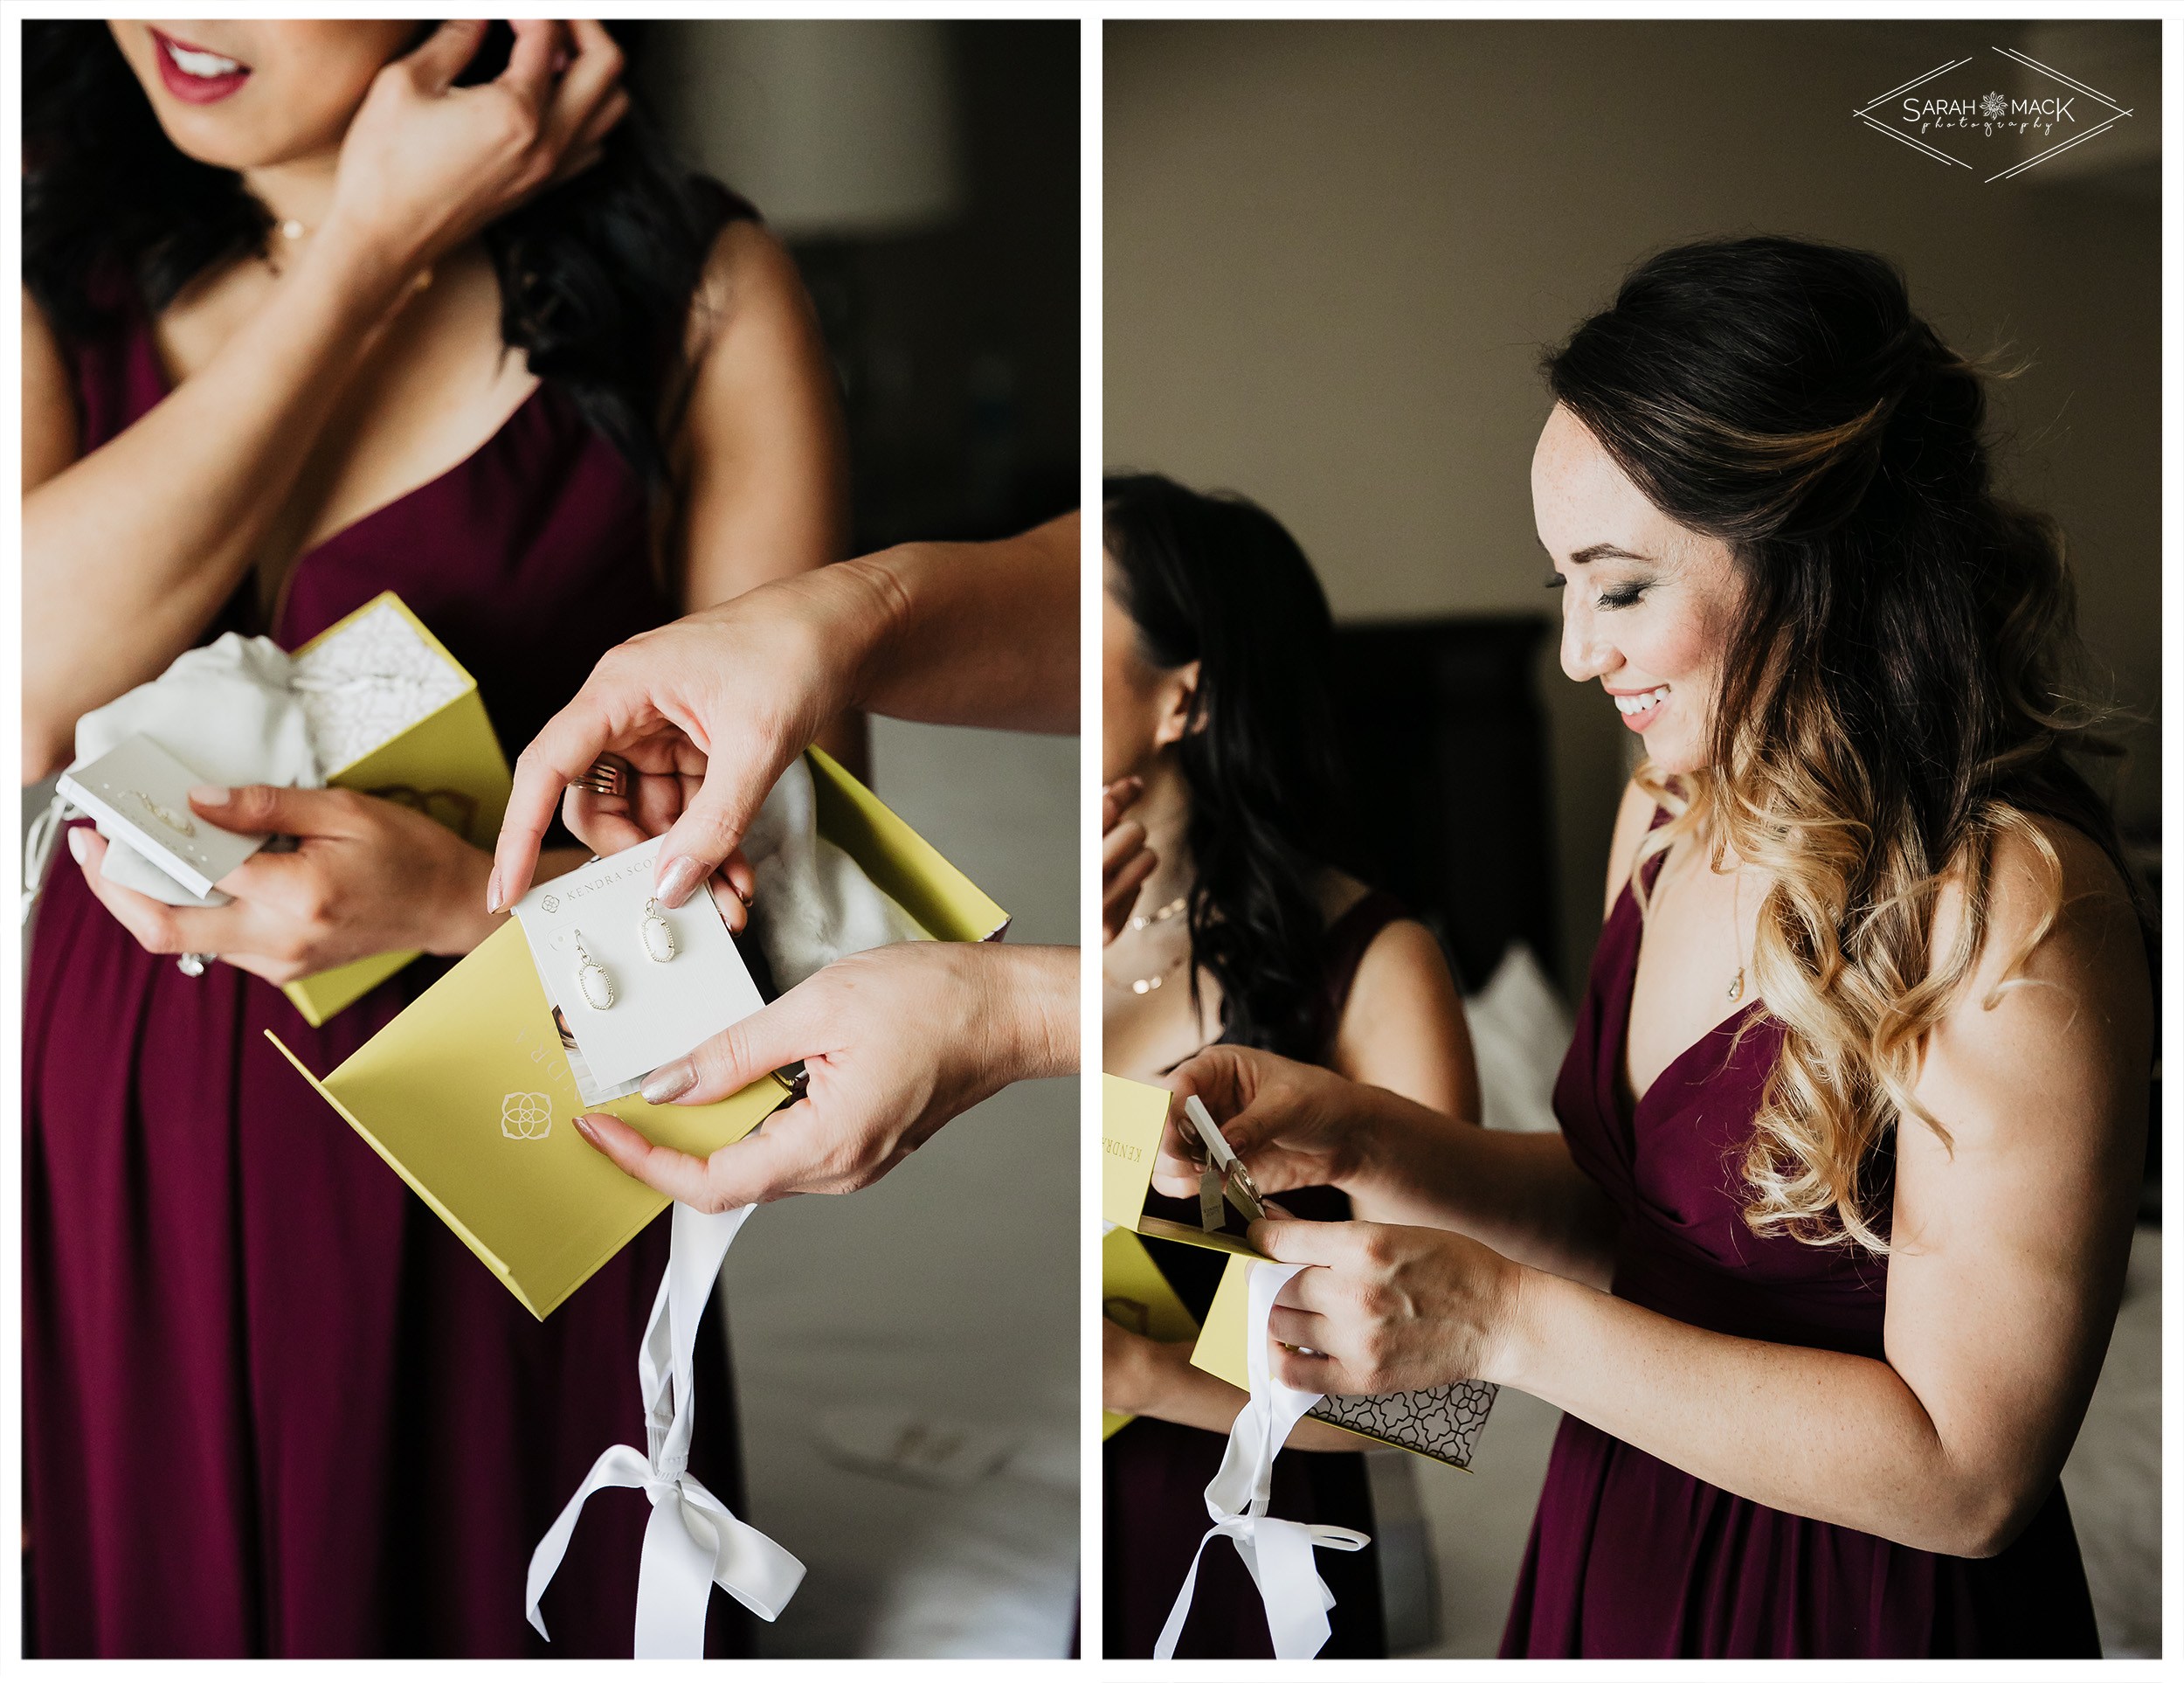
[59,733,271,898]
[510,836,764,1090]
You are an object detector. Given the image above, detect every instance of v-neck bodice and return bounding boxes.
[1552,815,1892,1360]
[1507,810,2098,1659]
[66,296,673,766]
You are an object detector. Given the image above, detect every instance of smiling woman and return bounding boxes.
[21,17,846,1659]
[1539,237,2137,1253]
[1533,431,1748,765]
[1485,235,2155,1655]
[1152,236,2153,1659]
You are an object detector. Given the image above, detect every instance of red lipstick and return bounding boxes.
[149,29,252,105]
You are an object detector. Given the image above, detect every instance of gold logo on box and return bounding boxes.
[500,1091,553,1139]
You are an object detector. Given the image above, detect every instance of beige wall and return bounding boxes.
[1106,19,2160,991]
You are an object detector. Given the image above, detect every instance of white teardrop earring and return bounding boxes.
[639,897,677,964]
[572,931,615,1010]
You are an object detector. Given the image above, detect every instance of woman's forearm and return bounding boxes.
[847,513,1080,735]
[1492,1269,2032,1557]
[1345,1086,1620,1288]
[982,943,1080,1084]
[24,226,415,777]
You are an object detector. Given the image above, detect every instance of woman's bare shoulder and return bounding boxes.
[1335,912,1475,1117]
[667,206,846,606]
[681,214,814,364]
[1933,814,2147,1022]
[1351,914,1456,995]
[1909,813,2151,1174]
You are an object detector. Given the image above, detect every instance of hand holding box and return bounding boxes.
[270,748,1008,1319]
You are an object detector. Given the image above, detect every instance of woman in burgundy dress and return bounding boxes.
[1098,474,1478,1656]
[23,21,849,1656]
[1160,239,2152,1658]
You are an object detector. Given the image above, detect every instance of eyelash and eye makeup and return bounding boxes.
[1541,575,1651,610]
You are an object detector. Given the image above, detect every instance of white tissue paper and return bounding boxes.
[27,608,482,918]
[740,757,928,991]
[40,634,322,910]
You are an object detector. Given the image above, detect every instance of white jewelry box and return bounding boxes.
[58,734,269,900]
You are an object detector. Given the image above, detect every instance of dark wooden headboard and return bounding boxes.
[1327,615,1560,994]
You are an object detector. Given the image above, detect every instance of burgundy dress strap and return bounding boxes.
[1500,797,2098,1656]
[1310,887,1409,1058]
[1632,799,1675,886]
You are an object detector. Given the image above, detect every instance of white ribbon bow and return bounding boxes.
[527,1202,805,1656]
[1154,1260,1370,1659]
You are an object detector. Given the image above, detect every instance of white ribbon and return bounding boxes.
[526,1202,805,1656]
[1153,1260,1370,1660]
[23,790,69,924]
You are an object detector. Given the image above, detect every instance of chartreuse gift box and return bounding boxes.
[1101,1227,1198,1440]
[1102,1075,1497,1468]
[1100,1073,1246,1440]
[280,591,515,1027]
[1102,1072,1261,1257]
[270,747,1007,1319]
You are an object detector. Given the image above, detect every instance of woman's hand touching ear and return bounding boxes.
[324,19,629,282]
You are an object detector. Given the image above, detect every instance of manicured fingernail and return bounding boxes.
[640,1061,695,1105]
[656,856,703,910]
[485,869,503,915]
[189,785,229,806]
[572,1115,598,1143]
[67,828,88,864]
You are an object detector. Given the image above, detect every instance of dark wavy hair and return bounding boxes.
[24,20,736,483]
[1545,234,2135,1250]
[1104,473,1360,1061]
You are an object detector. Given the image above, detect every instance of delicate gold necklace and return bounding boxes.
[262,216,311,277]
[1109,948,1184,997]
[263,216,432,296]
[1727,864,1747,1003]
[1109,893,1188,995]
[1128,894,1185,933]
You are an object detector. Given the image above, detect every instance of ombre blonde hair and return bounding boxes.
[1549,237,2131,1253]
